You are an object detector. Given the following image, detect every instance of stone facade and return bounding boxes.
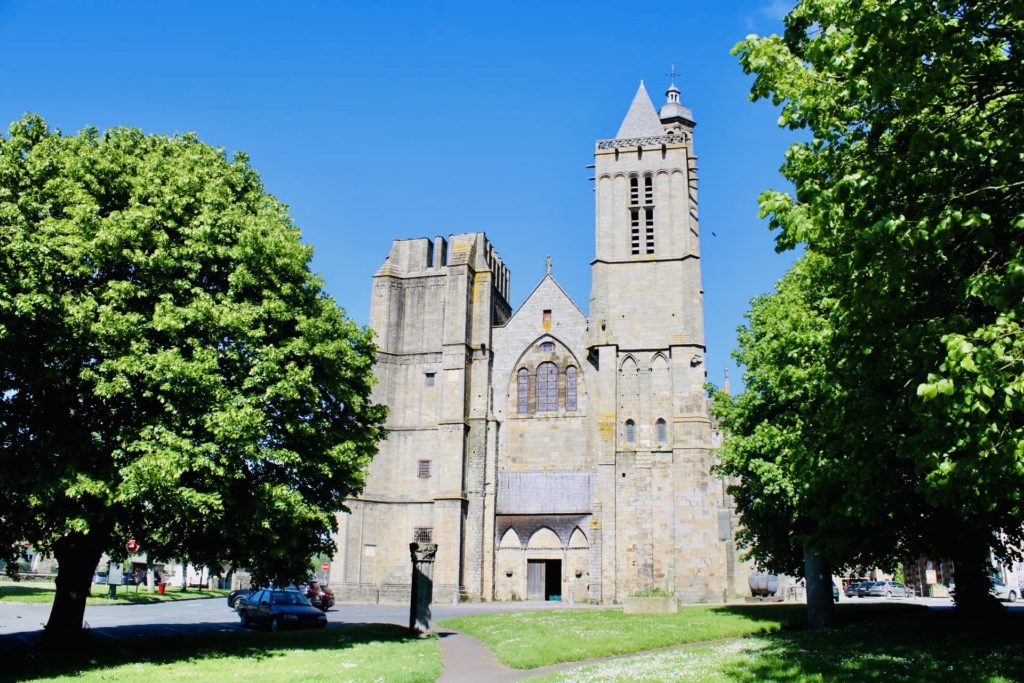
[332,81,747,603]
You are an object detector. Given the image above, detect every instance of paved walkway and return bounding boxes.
[436,628,601,682]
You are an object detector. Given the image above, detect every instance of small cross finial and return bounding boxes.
[667,64,680,84]
[545,255,552,275]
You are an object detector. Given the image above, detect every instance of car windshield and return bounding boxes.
[270,591,309,606]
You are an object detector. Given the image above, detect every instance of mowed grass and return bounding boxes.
[532,607,1024,682]
[439,603,806,669]
[4,624,441,683]
[0,581,230,605]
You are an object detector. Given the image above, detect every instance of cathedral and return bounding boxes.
[331,80,746,603]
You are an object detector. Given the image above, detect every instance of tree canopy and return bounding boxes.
[0,115,386,635]
[718,0,1024,615]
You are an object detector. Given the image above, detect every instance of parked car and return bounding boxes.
[228,588,255,610]
[238,589,328,631]
[304,581,335,611]
[92,570,109,585]
[845,581,866,598]
[989,577,1018,603]
[832,582,840,603]
[860,580,909,598]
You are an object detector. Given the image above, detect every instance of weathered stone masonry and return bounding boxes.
[333,81,748,603]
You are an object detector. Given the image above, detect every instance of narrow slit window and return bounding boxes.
[631,209,640,255]
[644,175,654,204]
[645,208,655,254]
[629,177,639,205]
[565,366,577,411]
[625,419,636,444]
[517,368,529,414]
[656,418,667,443]
[425,372,436,387]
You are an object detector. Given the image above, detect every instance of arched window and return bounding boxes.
[536,362,558,411]
[517,368,529,414]
[625,419,636,444]
[538,341,555,353]
[656,418,667,443]
[629,176,639,205]
[565,366,577,411]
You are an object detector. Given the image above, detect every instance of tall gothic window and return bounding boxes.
[517,368,529,414]
[625,419,636,444]
[656,418,667,443]
[565,366,577,411]
[536,362,558,411]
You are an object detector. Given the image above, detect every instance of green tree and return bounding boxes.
[730,0,1024,612]
[0,115,386,638]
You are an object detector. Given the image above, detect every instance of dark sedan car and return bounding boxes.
[238,589,328,631]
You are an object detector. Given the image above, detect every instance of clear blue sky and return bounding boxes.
[0,0,799,390]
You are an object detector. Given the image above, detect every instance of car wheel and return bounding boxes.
[233,595,245,610]
[270,617,280,632]
[1010,591,1017,603]
[885,591,892,598]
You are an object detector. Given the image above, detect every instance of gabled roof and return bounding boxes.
[499,271,585,328]
[615,81,665,139]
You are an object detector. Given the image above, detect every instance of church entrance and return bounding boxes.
[527,559,562,601]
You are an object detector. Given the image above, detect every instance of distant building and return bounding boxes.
[331,80,748,603]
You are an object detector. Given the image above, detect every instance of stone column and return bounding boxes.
[409,542,437,634]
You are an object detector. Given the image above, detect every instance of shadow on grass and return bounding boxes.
[719,606,1024,682]
[3,623,422,682]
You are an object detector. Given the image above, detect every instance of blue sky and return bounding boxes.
[0,0,798,390]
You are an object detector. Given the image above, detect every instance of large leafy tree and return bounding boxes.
[726,0,1024,613]
[0,115,386,638]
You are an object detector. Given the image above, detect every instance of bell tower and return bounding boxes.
[587,78,726,603]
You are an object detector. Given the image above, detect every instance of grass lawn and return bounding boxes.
[0,581,231,605]
[439,603,807,669]
[531,607,1024,682]
[4,624,441,683]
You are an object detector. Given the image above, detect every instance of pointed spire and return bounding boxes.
[615,81,666,139]
[723,368,731,396]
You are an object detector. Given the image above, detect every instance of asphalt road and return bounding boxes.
[2,592,1010,654]
[0,596,597,652]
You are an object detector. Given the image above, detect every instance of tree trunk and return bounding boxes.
[951,552,1002,614]
[804,546,834,629]
[43,533,103,642]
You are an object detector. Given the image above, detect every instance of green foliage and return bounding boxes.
[0,115,386,587]
[723,0,1024,585]
[628,587,675,598]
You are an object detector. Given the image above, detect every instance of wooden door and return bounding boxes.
[527,560,545,600]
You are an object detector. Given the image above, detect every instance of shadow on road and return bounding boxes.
[2,622,420,682]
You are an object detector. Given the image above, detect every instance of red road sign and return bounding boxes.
[126,539,139,553]
[321,562,330,572]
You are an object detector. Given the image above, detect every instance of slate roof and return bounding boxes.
[615,81,665,139]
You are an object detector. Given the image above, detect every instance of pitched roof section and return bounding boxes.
[615,81,665,139]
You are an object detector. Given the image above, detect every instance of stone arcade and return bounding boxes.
[331,80,747,603]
